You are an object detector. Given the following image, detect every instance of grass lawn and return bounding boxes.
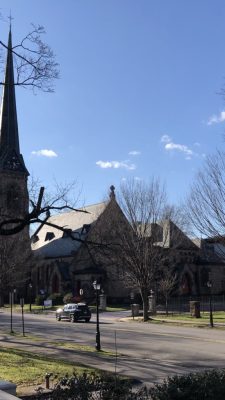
[0,347,95,395]
[153,311,225,324]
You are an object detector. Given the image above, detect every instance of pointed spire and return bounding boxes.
[109,185,116,200]
[0,28,28,175]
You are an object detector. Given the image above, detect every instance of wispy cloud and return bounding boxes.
[165,142,193,157]
[31,149,58,157]
[207,110,225,125]
[160,135,193,160]
[96,160,136,170]
[128,150,141,156]
[161,134,172,143]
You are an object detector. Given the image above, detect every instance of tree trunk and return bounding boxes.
[0,293,4,307]
[141,290,149,321]
[165,297,168,316]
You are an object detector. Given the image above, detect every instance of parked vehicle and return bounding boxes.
[56,303,91,322]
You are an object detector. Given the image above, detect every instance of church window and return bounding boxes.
[45,232,55,241]
[200,268,210,287]
[181,273,192,295]
[46,266,50,283]
[32,235,39,243]
[52,273,59,293]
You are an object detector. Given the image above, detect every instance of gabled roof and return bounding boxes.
[32,201,108,258]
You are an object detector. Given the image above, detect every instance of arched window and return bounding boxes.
[200,268,209,287]
[181,273,192,295]
[52,274,59,293]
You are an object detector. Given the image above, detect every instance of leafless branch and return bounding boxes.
[0,24,59,93]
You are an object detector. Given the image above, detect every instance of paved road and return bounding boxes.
[0,309,225,386]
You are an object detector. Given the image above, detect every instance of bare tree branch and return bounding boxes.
[0,24,59,93]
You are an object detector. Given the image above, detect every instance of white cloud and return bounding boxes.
[160,134,194,159]
[31,149,58,157]
[165,142,193,156]
[96,160,136,170]
[161,134,171,143]
[129,150,141,156]
[207,110,225,125]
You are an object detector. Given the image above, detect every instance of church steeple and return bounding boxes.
[0,28,28,175]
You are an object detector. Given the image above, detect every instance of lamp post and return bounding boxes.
[29,282,33,312]
[10,288,16,334]
[130,292,134,320]
[207,280,214,328]
[93,280,101,351]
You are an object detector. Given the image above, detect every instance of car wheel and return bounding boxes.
[85,318,90,323]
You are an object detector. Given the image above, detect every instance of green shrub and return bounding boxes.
[47,293,64,306]
[63,292,74,304]
[149,369,225,400]
[35,295,44,306]
[51,371,141,399]
[20,369,225,399]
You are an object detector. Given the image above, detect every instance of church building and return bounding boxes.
[1,28,225,307]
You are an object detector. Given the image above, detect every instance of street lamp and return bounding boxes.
[130,292,134,320]
[29,282,33,312]
[10,288,16,334]
[207,280,214,328]
[93,280,101,351]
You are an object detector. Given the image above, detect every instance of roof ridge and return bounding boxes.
[45,200,108,221]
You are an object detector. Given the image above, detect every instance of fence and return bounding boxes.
[160,294,225,313]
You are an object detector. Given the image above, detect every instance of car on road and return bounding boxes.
[56,303,91,322]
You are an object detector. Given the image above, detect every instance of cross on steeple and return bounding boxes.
[7,11,14,28]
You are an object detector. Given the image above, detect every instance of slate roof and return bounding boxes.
[32,201,107,258]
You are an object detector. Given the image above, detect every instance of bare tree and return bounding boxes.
[0,23,59,92]
[90,179,191,321]
[0,181,88,237]
[187,151,225,247]
[115,179,169,321]
[158,266,177,315]
[92,179,184,321]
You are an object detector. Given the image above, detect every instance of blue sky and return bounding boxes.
[1,0,225,206]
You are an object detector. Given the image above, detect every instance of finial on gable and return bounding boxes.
[109,185,115,200]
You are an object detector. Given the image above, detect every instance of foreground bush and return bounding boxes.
[149,369,225,400]
[21,369,225,399]
[47,293,63,306]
